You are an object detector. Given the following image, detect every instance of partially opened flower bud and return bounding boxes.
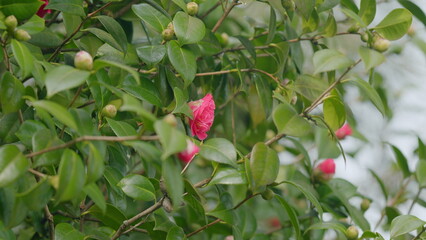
[335,124,352,140]
[178,140,199,164]
[360,198,371,212]
[74,51,93,71]
[314,159,336,182]
[162,28,174,41]
[101,104,117,118]
[345,226,359,240]
[37,0,51,18]
[188,93,215,140]
[14,29,31,41]
[186,2,199,16]
[372,35,390,52]
[5,15,17,31]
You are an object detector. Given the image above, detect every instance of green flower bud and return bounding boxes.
[261,188,275,200]
[347,25,360,33]
[14,29,31,41]
[5,15,17,31]
[360,198,371,212]
[162,28,174,41]
[74,50,93,71]
[407,26,415,37]
[163,114,177,127]
[372,35,390,52]
[187,2,199,16]
[282,0,295,11]
[101,104,117,118]
[167,22,174,31]
[345,226,359,240]
[360,32,369,42]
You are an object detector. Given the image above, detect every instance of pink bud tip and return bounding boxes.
[335,124,352,140]
[178,140,199,164]
[317,158,336,175]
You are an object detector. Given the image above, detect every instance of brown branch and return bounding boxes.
[200,1,221,19]
[113,0,139,18]
[45,206,55,240]
[25,135,159,158]
[68,85,84,108]
[48,2,113,61]
[77,99,95,108]
[211,0,239,33]
[186,218,221,238]
[28,168,47,178]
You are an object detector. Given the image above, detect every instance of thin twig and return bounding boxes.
[408,188,423,214]
[1,39,11,71]
[25,135,159,158]
[200,1,221,19]
[45,206,55,240]
[28,168,47,178]
[186,218,221,238]
[48,2,113,61]
[211,0,239,33]
[68,85,84,108]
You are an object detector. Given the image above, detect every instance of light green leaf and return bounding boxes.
[172,87,193,118]
[341,8,366,27]
[305,222,346,234]
[167,40,196,86]
[373,8,412,40]
[83,183,106,213]
[349,78,386,116]
[117,174,156,201]
[47,0,85,16]
[45,65,91,97]
[173,12,206,45]
[18,15,45,34]
[209,167,247,185]
[54,223,84,240]
[199,138,237,167]
[0,145,29,188]
[167,226,186,240]
[275,195,301,239]
[416,160,426,188]
[136,45,166,64]
[132,3,170,32]
[11,39,34,79]
[294,74,328,102]
[32,100,78,130]
[313,49,354,74]
[96,15,127,52]
[84,28,124,53]
[359,0,376,25]
[273,102,311,137]
[358,47,385,71]
[249,142,279,192]
[93,59,140,84]
[172,0,187,11]
[154,119,187,160]
[106,118,137,136]
[294,0,315,20]
[56,150,85,202]
[323,13,337,37]
[390,215,426,239]
[390,145,411,179]
[0,72,24,114]
[323,92,346,131]
[266,0,287,18]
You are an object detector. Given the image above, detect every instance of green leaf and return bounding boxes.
[0,0,42,20]
[294,74,328,102]
[132,3,170,32]
[323,13,337,37]
[154,119,187,160]
[46,0,85,17]
[88,204,126,229]
[163,158,184,209]
[106,118,137,136]
[280,181,323,217]
[266,0,287,19]
[32,100,78,130]
[172,87,193,118]
[84,28,124,53]
[372,8,412,40]
[248,142,279,192]
[18,15,45,34]
[294,0,315,20]
[254,74,272,117]
[0,145,29,188]
[85,142,105,184]
[359,0,376,26]
[173,12,206,45]
[341,8,366,27]
[120,94,157,123]
[323,92,346,131]
[0,72,24,114]
[390,145,411,178]
[390,215,426,239]
[15,120,46,147]
[305,222,346,234]
[349,78,386,116]
[11,39,34,79]
[96,15,127,52]
[398,0,426,27]
[136,45,166,64]
[369,169,388,200]
[54,223,84,240]
[122,79,163,107]
[117,174,156,201]
[275,195,301,239]
[19,178,53,211]
[273,102,311,137]
[199,138,237,167]
[45,65,91,97]
[172,0,187,11]
[93,59,140,84]
[167,40,196,86]
[358,47,385,71]
[56,150,85,202]
[416,161,426,188]
[418,137,426,161]
[209,167,247,185]
[167,226,186,240]
[83,183,106,213]
[313,49,354,74]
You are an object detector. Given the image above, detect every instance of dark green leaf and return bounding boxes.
[106,118,137,136]
[18,178,53,211]
[173,12,206,45]
[199,138,237,167]
[87,204,126,229]
[117,174,156,201]
[254,74,272,117]
[172,87,193,118]
[96,15,127,52]
[280,180,323,217]
[398,0,426,27]
[0,0,42,20]
[167,40,196,86]
[166,226,186,240]
[122,80,163,107]
[163,158,184,209]
[84,28,124,53]
[0,72,25,114]
[136,45,166,64]
[132,3,170,32]
[54,223,84,240]
[56,149,85,202]
[0,145,29,188]
[93,59,140,84]
[83,183,106,214]
[11,39,34,79]
[15,120,46,147]
[46,0,85,16]
[249,142,279,192]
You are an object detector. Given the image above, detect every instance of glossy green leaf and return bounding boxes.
[163,158,184,209]
[106,118,137,136]
[398,0,426,27]
[118,174,156,201]
[32,100,78,130]
[173,11,206,45]
[0,0,42,20]
[167,40,196,86]
[305,222,346,234]
[56,149,85,202]
[132,3,170,32]
[372,8,412,40]
[120,94,157,123]
[323,92,346,131]
[18,15,45,34]
[323,13,337,37]
[88,204,126,229]
[249,142,279,192]
[15,120,46,147]
[359,0,376,25]
[0,145,29,188]
[349,78,386,116]
[19,178,53,211]
[209,167,246,185]
[390,215,426,239]
[136,45,166,64]
[172,0,187,11]
[172,87,193,118]
[85,28,124,53]
[83,183,106,213]
[96,15,127,52]
[254,74,272,117]
[11,39,34,78]
[294,0,314,20]
[93,59,140,84]
[341,8,366,27]
[122,79,163,107]
[45,65,91,97]
[199,138,237,167]
[85,142,105,184]
[167,226,186,240]
[294,74,328,102]
[0,72,24,114]
[47,0,85,16]
[54,223,84,240]
[273,102,311,137]
[390,145,411,178]
[416,161,426,188]
[359,47,385,71]
[313,49,354,74]
[154,119,187,160]
[275,195,301,239]
[280,180,323,217]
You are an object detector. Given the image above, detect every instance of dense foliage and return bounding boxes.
[0,0,426,239]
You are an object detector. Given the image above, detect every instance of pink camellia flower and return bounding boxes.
[335,124,352,140]
[36,0,51,18]
[314,159,336,181]
[177,140,199,164]
[188,93,215,140]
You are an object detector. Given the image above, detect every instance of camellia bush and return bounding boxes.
[1,0,426,239]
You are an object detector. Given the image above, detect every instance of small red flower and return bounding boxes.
[335,124,352,140]
[188,94,215,140]
[178,140,199,164]
[36,0,51,18]
[317,158,336,175]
